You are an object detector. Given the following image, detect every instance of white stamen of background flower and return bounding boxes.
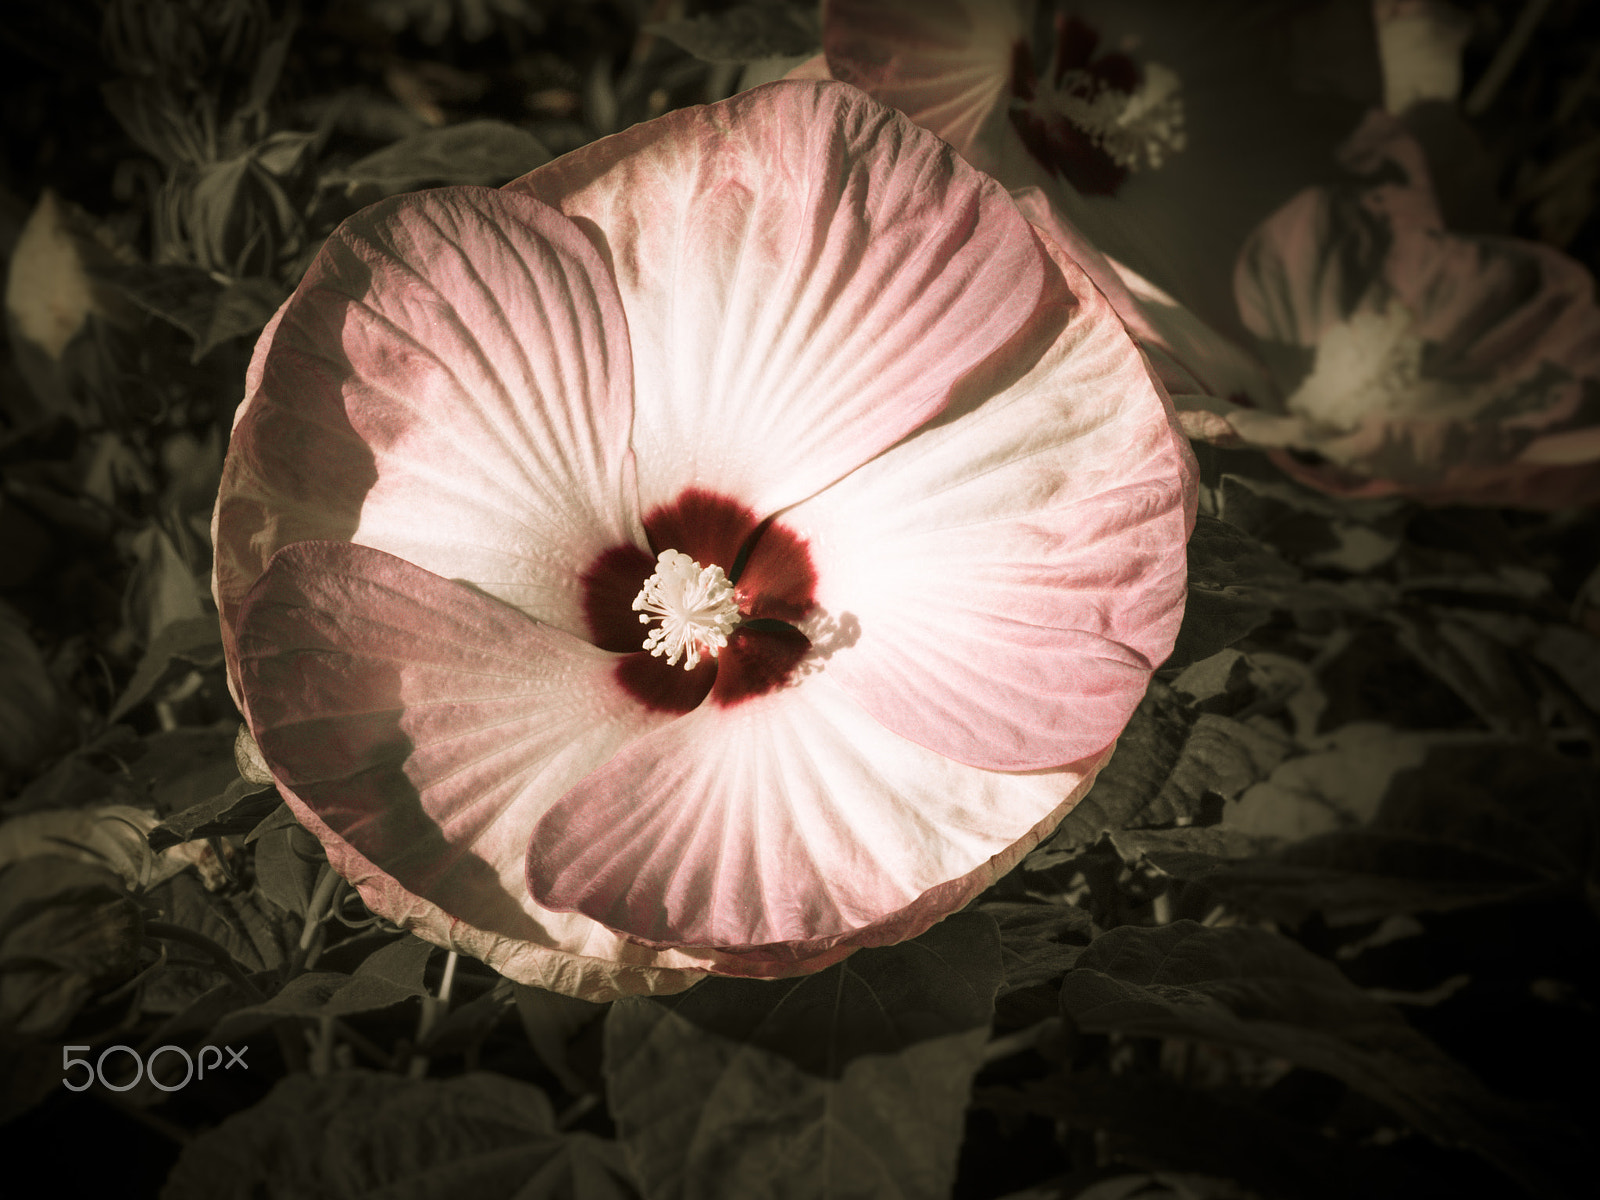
[1284,299,1485,429]
[1044,61,1187,172]
[632,549,742,669]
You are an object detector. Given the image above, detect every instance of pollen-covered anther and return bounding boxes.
[1048,61,1187,172]
[632,549,742,669]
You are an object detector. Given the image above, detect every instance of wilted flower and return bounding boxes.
[818,0,1600,507]
[0,804,215,892]
[1222,111,1600,506]
[214,81,1195,999]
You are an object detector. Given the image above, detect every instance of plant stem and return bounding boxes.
[144,920,265,1003]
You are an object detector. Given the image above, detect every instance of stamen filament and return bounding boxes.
[632,549,741,669]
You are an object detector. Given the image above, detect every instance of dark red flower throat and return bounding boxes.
[580,488,816,713]
[1009,15,1142,197]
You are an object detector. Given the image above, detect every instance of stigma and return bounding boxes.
[1045,61,1187,172]
[632,549,741,670]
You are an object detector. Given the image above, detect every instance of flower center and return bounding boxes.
[1038,61,1187,173]
[1286,300,1443,430]
[632,549,742,670]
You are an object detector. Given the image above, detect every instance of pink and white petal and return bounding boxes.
[214,185,645,658]
[506,80,1048,519]
[233,540,716,999]
[527,670,1108,954]
[1234,184,1384,350]
[1172,393,1311,449]
[1520,427,1600,468]
[766,229,1194,772]
[1273,412,1600,508]
[822,0,1023,174]
[1401,233,1600,398]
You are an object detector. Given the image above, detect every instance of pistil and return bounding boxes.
[632,549,742,669]
[1042,61,1187,173]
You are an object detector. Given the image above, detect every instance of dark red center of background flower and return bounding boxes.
[1009,15,1141,197]
[579,488,816,713]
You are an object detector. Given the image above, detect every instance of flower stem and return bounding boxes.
[1464,0,1552,115]
[144,920,265,1003]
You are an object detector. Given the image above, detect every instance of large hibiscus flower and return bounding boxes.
[213,81,1195,1000]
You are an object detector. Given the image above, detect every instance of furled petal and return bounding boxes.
[527,670,1107,953]
[213,185,646,670]
[506,80,1049,519]
[1234,184,1386,354]
[764,222,1195,771]
[234,540,717,999]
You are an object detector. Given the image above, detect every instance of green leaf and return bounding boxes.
[191,277,286,362]
[1390,612,1543,739]
[183,150,305,278]
[1221,726,1432,840]
[213,966,427,1039]
[145,869,294,976]
[648,2,821,62]
[983,1069,1451,1200]
[6,726,143,816]
[424,980,518,1055]
[977,900,1094,993]
[99,263,282,361]
[0,858,144,1039]
[328,120,552,193]
[515,984,606,1096]
[604,913,1003,1200]
[1215,473,1403,570]
[148,775,279,852]
[1107,825,1272,875]
[109,615,223,723]
[354,933,435,994]
[1529,622,1600,712]
[160,1070,637,1200]
[0,602,70,785]
[124,727,237,815]
[1168,647,1251,708]
[1167,516,1295,669]
[102,262,222,345]
[1136,739,1596,923]
[246,801,299,844]
[123,524,208,646]
[1036,682,1286,858]
[1058,921,1555,1196]
[252,818,324,916]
